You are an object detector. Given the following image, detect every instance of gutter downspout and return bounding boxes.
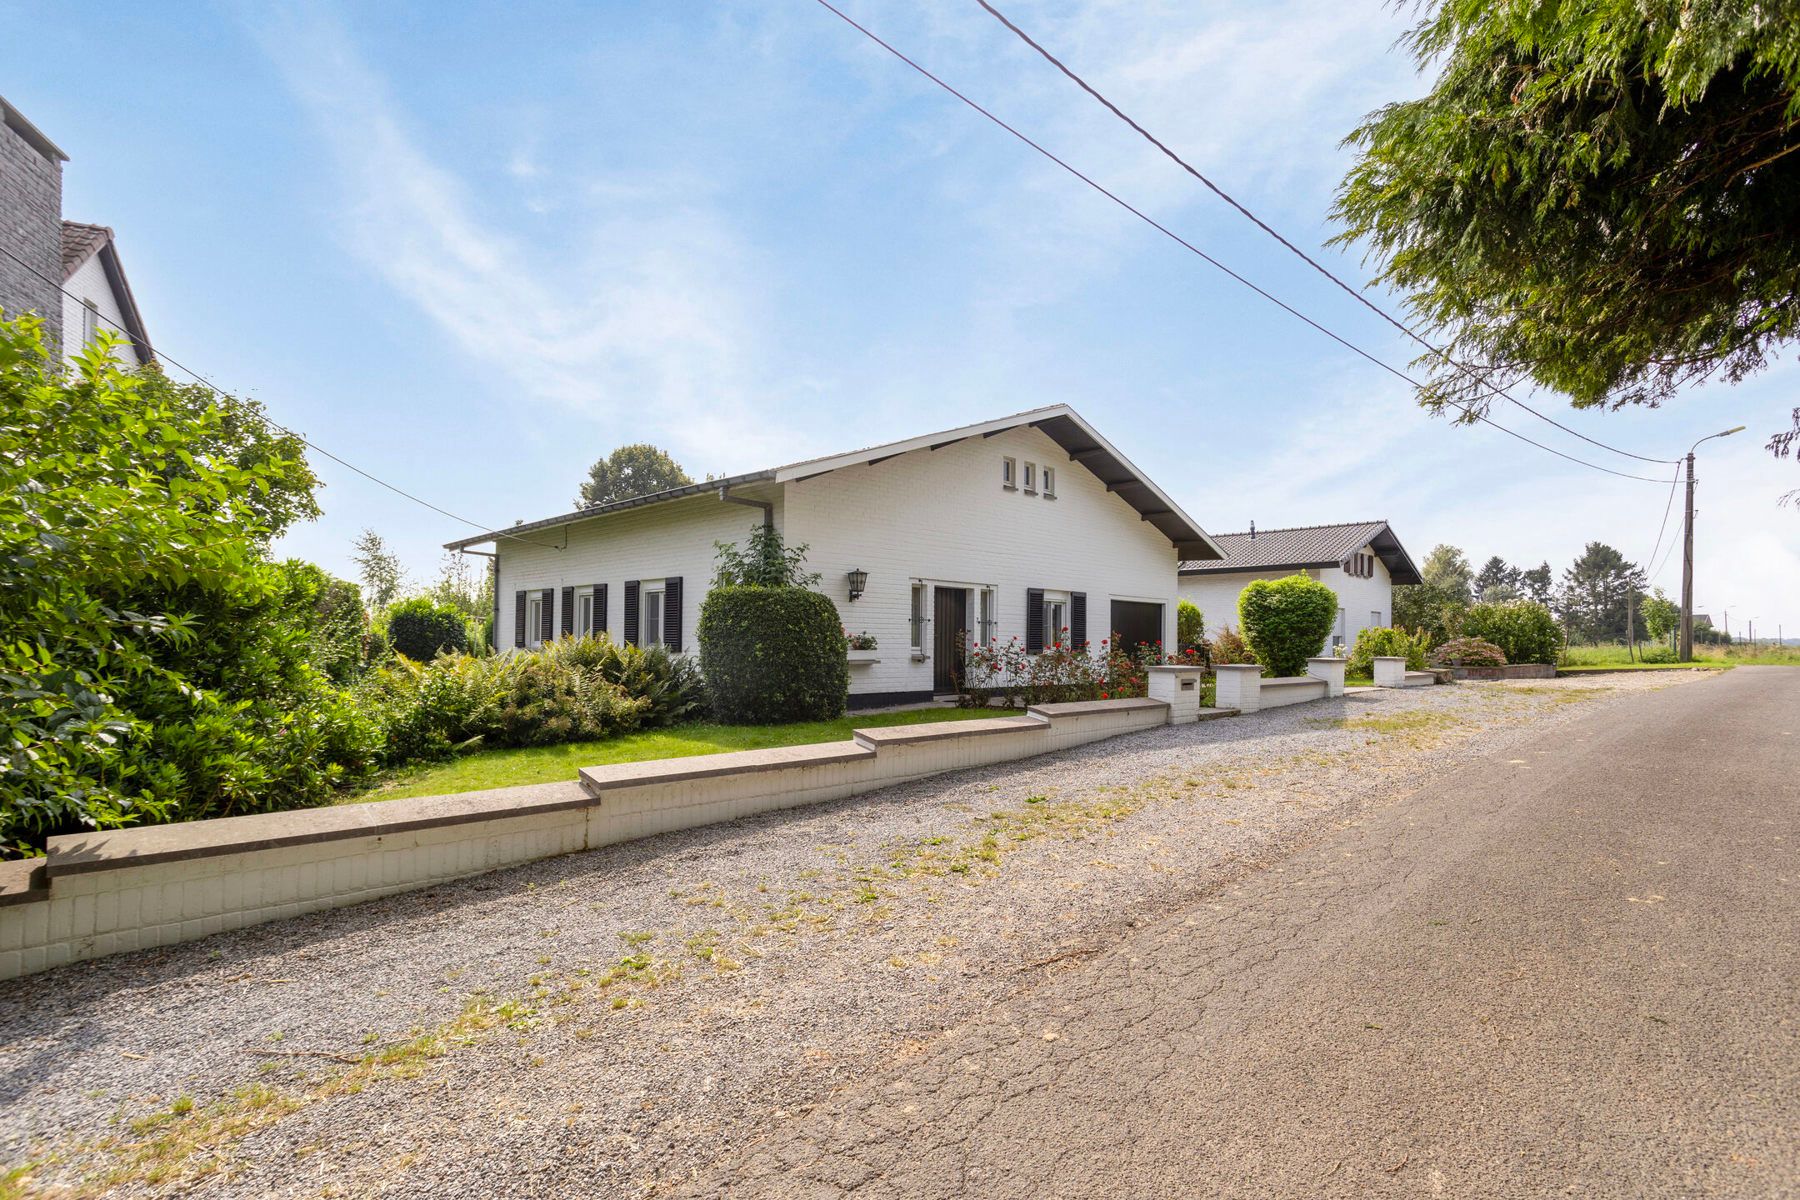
[718,484,773,527]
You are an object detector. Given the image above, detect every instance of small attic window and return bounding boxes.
[1002,457,1017,489]
[1023,462,1037,494]
[1042,467,1056,498]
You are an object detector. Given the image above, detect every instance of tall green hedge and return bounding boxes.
[386,597,469,661]
[1238,574,1339,677]
[1463,600,1562,664]
[698,586,847,723]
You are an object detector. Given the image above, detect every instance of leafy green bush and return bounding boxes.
[544,635,704,726]
[356,654,511,764]
[1207,627,1254,665]
[699,586,848,723]
[0,317,375,854]
[1463,600,1562,665]
[1348,626,1433,677]
[1430,637,1507,668]
[280,561,367,684]
[386,597,469,661]
[488,657,647,747]
[1237,575,1339,677]
[1177,600,1204,649]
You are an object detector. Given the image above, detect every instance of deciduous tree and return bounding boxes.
[577,444,693,508]
[1335,2,1800,466]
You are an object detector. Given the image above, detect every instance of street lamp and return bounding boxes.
[1680,425,1746,661]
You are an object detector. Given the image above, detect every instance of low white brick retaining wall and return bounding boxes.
[1213,657,1346,714]
[0,698,1179,982]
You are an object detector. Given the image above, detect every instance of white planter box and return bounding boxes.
[847,649,880,665]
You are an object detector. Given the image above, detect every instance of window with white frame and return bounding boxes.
[577,589,597,636]
[82,300,100,346]
[1042,591,1068,647]
[1002,457,1017,489]
[1042,466,1056,498]
[1023,461,1037,494]
[979,587,997,645]
[1371,610,1382,628]
[526,593,545,648]
[910,583,926,651]
[642,582,666,647]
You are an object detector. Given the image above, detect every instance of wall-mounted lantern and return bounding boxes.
[847,568,868,601]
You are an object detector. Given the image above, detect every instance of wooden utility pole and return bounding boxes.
[1679,452,1696,661]
[1626,588,1636,661]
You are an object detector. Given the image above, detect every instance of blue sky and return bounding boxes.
[8,1,1797,635]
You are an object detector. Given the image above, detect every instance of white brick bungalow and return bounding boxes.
[1177,521,1421,654]
[446,405,1225,708]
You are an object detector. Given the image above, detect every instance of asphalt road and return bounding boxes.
[685,668,1800,1198]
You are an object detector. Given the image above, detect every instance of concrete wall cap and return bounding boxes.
[1027,698,1168,718]
[580,741,875,794]
[45,782,593,876]
[853,716,1046,747]
[0,857,48,905]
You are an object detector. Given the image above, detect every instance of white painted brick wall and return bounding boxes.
[496,426,1185,698]
[784,426,1181,696]
[495,486,785,652]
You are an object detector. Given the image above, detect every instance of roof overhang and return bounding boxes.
[443,470,778,551]
[446,404,1223,560]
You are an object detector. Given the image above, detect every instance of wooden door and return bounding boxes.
[933,587,968,693]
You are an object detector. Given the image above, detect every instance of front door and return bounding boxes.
[933,587,968,693]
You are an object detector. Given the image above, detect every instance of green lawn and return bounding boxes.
[348,706,1001,803]
[1559,642,1800,669]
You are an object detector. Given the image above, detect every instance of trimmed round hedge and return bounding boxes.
[698,586,848,723]
[386,597,469,662]
[1463,600,1561,664]
[1238,574,1338,677]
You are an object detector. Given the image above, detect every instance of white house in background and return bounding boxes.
[446,405,1226,708]
[1178,520,1421,653]
[59,221,152,367]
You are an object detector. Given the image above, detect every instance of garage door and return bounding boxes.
[1109,600,1164,654]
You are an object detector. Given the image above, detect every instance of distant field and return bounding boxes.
[1559,643,1800,668]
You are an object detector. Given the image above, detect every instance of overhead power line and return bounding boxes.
[1642,461,1684,585]
[0,241,560,550]
[811,0,1667,483]
[971,0,1677,468]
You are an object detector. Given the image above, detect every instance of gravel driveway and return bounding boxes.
[0,673,1701,1197]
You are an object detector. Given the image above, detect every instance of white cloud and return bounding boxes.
[249,4,790,467]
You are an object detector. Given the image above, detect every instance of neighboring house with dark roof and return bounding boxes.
[447,405,1225,708]
[1178,520,1421,653]
[0,94,151,364]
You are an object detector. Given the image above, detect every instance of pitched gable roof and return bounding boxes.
[59,221,153,365]
[1178,520,1422,585]
[445,405,1225,559]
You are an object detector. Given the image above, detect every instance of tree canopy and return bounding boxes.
[577,444,693,508]
[1556,541,1646,642]
[1335,1,1800,460]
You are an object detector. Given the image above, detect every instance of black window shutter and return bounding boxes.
[595,584,608,636]
[1070,592,1087,650]
[1025,587,1045,654]
[514,590,526,648]
[624,581,640,645]
[664,576,683,651]
[539,588,554,644]
[561,586,575,637]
